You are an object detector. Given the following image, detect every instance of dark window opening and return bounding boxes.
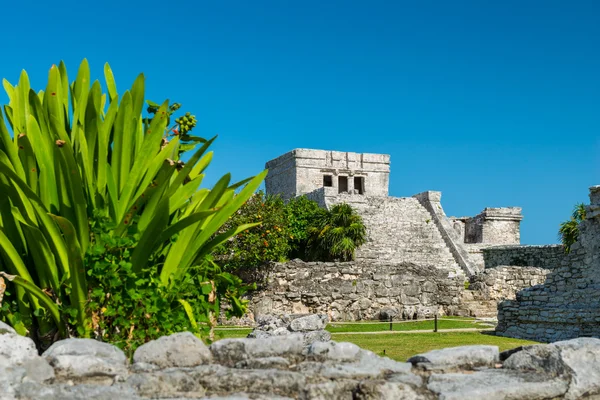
[323,175,333,187]
[338,176,348,193]
[354,177,364,194]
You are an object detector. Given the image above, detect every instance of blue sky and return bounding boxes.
[0,1,598,244]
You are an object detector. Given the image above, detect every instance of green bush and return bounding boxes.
[285,196,327,259]
[307,203,367,261]
[558,203,586,253]
[0,60,264,349]
[214,191,291,269]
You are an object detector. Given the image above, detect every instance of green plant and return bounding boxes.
[558,203,586,253]
[0,60,264,348]
[306,203,367,261]
[285,196,327,259]
[214,191,290,269]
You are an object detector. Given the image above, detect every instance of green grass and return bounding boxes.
[214,328,253,339]
[212,318,537,362]
[331,332,539,362]
[326,318,492,333]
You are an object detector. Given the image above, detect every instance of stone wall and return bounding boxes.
[3,322,600,399]
[483,245,565,269]
[495,185,600,343]
[239,259,466,322]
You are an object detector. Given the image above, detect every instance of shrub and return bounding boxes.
[0,60,264,349]
[558,203,586,253]
[214,191,290,269]
[285,196,327,259]
[307,203,367,261]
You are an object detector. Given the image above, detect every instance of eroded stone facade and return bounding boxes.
[265,149,390,201]
[495,186,600,342]
[238,260,465,322]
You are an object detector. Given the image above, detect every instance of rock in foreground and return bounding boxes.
[1,327,600,399]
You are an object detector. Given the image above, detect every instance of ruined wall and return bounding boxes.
[496,185,600,343]
[483,245,565,269]
[264,151,297,201]
[241,260,465,322]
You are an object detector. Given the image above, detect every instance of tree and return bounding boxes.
[558,203,586,253]
[284,196,327,259]
[306,203,367,261]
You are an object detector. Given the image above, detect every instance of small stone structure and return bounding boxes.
[265,149,391,201]
[2,327,600,399]
[495,186,600,342]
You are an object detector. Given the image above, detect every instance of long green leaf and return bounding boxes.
[0,271,65,336]
[50,215,90,337]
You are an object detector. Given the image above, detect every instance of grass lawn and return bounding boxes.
[331,331,539,362]
[213,318,538,361]
[326,318,492,333]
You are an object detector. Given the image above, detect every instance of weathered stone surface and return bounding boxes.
[5,334,600,399]
[42,338,128,381]
[427,370,569,400]
[355,381,426,400]
[408,345,499,371]
[15,382,140,400]
[0,321,15,334]
[307,341,362,362]
[554,338,600,400]
[302,330,331,345]
[194,366,307,398]
[211,335,304,367]
[289,314,327,332]
[126,369,205,397]
[0,333,38,364]
[503,344,568,376]
[133,331,212,369]
[235,356,291,370]
[496,186,600,343]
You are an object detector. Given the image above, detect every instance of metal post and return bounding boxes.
[389,316,393,331]
[434,314,438,332]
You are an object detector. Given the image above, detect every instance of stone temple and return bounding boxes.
[227,148,598,344]
[265,148,523,276]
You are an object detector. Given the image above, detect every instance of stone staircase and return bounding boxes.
[347,197,460,271]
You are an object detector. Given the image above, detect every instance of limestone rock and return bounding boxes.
[126,369,206,397]
[301,330,331,345]
[302,380,360,399]
[427,370,568,400]
[289,314,327,332]
[355,380,426,400]
[42,338,128,381]
[133,331,212,369]
[408,345,499,371]
[503,344,568,376]
[0,333,38,365]
[193,366,307,398]
[211,335,304,367]
[553,337,600,400]
[14,382,141,400]
[235,356,291,370]
[379,308,399,320]
[307,341,362,362]
[0,321,15,334]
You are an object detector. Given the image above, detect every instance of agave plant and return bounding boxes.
[0,60,265,346]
